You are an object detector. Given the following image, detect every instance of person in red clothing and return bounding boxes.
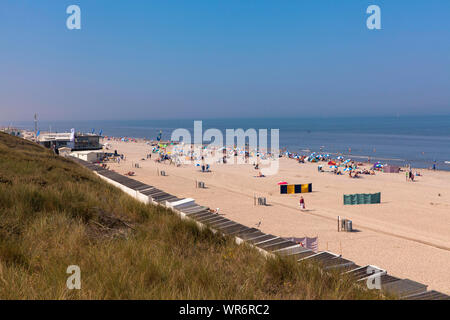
[299,196,305,210]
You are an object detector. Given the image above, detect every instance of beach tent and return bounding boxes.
[383,165,400,173]
[280,184,312,194]
[287,237,318,252]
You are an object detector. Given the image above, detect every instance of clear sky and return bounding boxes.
[1,0,449,121]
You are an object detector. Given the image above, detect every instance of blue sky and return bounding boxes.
[1,0,449,121]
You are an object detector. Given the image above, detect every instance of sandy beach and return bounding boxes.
[102,139,450,294]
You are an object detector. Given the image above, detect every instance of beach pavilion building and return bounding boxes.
[37,132,102,151]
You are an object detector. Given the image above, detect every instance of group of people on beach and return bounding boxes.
[406,170,420,182]
[201,164,211,172]
[348,171,359,178]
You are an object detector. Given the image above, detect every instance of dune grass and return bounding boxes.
[0,132,385,299]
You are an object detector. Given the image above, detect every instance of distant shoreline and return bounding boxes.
[5,118,450,171]
[100,136,450,172]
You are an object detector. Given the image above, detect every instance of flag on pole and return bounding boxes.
[36,130,40,137]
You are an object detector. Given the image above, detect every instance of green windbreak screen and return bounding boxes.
[344,192,381,205]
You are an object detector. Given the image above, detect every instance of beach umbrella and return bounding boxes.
[330,165,338,169]
[328,161,336,166]
[277,181,288,185]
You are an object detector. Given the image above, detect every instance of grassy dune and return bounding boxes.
[0,132,384,299]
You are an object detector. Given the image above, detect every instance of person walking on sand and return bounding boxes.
[299,196,305,210]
